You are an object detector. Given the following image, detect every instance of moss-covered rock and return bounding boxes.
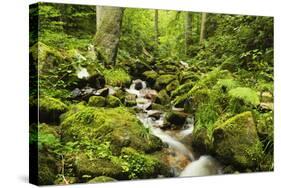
[163,111,188,129]
[30,42,65,74]
[61,104,164,154]
[38,151,58,185]
[103,68,131,87]
[143,70,158,86]
[212,111,263,169]
[124,93,137,107]
[74,153,125,180]
[120,147,167,179]
[39,95,68,124]
[155,89,170,105]
[36,124,60,185]
[88,96,106,107]
[106,95,122,107]
[88,176,116,183]
[155,74,176,90]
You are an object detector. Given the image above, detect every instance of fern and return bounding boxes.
[214,78,239,92]
[228,87,260,106]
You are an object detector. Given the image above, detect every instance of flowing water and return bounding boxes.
[126,79,223,177]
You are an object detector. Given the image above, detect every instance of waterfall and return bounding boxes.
[126,79,222,177]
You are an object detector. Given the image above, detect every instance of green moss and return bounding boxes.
[166,80,179,93]
[143,70,158,86]
[120,147,161,179]
[212,111,263,169]
[154,74,176,90]
[30,42,65,73]
[88,176,116,183]
[155,89,170,105]
[88,96,106,107]
[61,104,163,154]
[103,68,131,87]
[229,87,260,106]
[38,152,58,185]
[39,95,68,124]
[75,153,125,180]
[106,95,121,107]
[171,82,194,98]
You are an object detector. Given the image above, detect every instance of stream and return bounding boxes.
[125,79,223,177]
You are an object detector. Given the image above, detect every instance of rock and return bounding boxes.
[106,95,121,107]
[35,124,60,185]
[258,102,273,112]
[147,103,166,111]
[148,110,162,120]
[75,153,125,180]
[212,111,263,169]
[260,92,273,103]
[30,42,65,74]
[255,111,273,151]
[103,68,131,87]
[163,111,188,129]
[134,79,144,90]
[155,90,170,105]
[71,88,81,99]
[88,73,106,89]
[39,96,68,124]
[155,75,176,90]
[142,70,158,86]
[88,96,106,107]
[38,151,58,185]
[125,93,137,107]
[93,88,109,97]
[61,104,164,154]
[88,176,116,183]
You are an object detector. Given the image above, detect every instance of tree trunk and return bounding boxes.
[154,10,159,45]
[96,6,103,30]
[185,12,193,54]
[199,12,207,44]
[94,6,124,66]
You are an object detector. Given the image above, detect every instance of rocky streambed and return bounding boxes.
[125,79,223,177]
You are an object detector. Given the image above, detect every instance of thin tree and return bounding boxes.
[199,12,207,44]
[185,11,193,54]
[154,10,159,46]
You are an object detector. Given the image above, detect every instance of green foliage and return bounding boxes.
[120,147,159,179]
[228,87,260,107]
[103,68,131,87]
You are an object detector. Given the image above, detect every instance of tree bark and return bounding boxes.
[96,6,103,30]
[199,12,207,44]
[185,12,193,54]
[94,6,124,66]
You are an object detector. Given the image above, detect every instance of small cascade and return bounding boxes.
[180,155,222,177]
[126,79,222,177]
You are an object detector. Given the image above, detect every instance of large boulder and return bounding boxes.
[212,111,263,169]
[61,104,164,154]
[74,153,125,180]
[39,96,68,124]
